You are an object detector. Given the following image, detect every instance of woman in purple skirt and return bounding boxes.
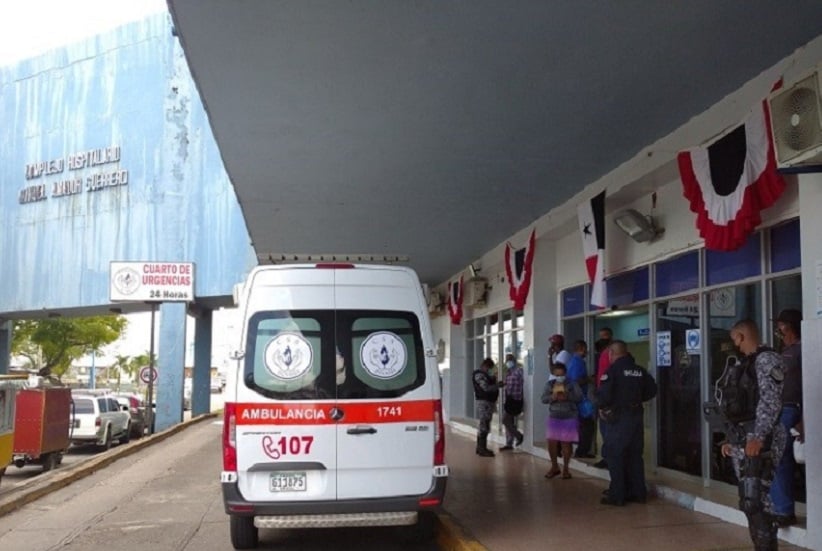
[541,350,583,479]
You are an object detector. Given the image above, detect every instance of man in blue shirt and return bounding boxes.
[567,340,595,458]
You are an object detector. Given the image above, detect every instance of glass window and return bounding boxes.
[348,316,422,395]
[489,313,500,334]
[607,266,649,306]
[244,310,425,400]
[502,311,513,332]
[655,295,701,476]
[770,219,800,273]
[771,275,802,346]
[705,233,761,286]
[656,251,699,297]
[246,313,325,399]
[772,275,802,319]
[562,285,586,317]
[562,317,585,349]
[707,283,761,484]
[74,398,94,414]
[98,398,108,412]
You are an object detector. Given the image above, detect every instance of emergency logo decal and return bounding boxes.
[264,332,313,380]
[360,331,407,379]
[112,266,140,296]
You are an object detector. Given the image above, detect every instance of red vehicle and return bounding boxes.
[12,387,72,472]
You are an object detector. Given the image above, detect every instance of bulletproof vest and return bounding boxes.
[718,348,767,424]
[473,370,499,402]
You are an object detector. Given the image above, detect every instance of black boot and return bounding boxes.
[476,433,495,457]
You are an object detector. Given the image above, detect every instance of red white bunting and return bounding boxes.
[447,276,463,325]
[678,83,786,251]
[504,229,536,310]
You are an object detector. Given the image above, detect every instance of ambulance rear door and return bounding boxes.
[332,267,436,500]
[233,267,340,503]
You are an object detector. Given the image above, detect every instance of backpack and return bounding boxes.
[716,348,766,424]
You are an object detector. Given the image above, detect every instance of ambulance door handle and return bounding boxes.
[347,426,377,435]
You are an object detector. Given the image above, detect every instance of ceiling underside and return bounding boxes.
[167,1,822,285]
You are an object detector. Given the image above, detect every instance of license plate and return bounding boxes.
[270,472,307,492]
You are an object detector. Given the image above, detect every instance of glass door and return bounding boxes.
[655,294,702,476]
[707,283,761,484]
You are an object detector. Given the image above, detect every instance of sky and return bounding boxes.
[0,0,167,65]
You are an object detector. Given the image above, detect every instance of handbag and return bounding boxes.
[578,397,595,419]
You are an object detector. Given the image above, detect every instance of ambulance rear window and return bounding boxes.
[245,310,425,400]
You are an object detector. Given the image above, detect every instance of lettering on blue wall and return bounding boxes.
[19,145,128,204]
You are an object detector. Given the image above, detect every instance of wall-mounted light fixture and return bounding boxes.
[613,209,663,243]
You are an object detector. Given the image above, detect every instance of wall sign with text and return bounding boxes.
[110,261,195,302]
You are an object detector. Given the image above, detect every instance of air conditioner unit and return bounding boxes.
[462,277,488,307]
[768,69,822,170]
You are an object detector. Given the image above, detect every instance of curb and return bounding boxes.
[0,412,218,518]
[436,512,489,551]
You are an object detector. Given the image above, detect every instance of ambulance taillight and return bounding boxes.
[433,400,445,465]
[223,402,237,471]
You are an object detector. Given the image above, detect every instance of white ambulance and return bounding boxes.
[221,263,448,549]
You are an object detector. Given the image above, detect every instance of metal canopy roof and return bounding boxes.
[167,1,822,285]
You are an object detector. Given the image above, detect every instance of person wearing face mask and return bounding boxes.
[541,350,582,479]
[500,354,524,451]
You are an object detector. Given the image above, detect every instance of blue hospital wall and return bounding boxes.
[0,13,257,317]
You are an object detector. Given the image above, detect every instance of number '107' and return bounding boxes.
[275,436,314,455]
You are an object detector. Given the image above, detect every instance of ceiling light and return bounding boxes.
[598,308,635,318]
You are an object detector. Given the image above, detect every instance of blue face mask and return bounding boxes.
[554,375,566,383]
[506,361,515,369]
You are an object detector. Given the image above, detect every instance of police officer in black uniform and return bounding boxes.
[596,339,657,506]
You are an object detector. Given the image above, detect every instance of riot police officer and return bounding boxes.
[720,319,786,551]
[473,357,503,457]
[595,340,657,506]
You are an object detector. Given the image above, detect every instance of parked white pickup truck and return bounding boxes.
[71,392,132,451]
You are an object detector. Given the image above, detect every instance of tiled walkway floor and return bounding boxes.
[442,427,805,551]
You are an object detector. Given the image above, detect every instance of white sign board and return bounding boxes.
[656,331,671,367]
[686,329,701,355]
[110,261,194,302]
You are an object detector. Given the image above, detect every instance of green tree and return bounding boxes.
[11,315,128,381]
[110,354,132,390]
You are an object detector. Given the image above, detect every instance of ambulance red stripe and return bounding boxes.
[234,400,436,425]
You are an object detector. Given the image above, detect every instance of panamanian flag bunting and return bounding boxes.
[677,82,786,251]
[577,191,606,308]
[504,229,536,310]
[447,276,463,325]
